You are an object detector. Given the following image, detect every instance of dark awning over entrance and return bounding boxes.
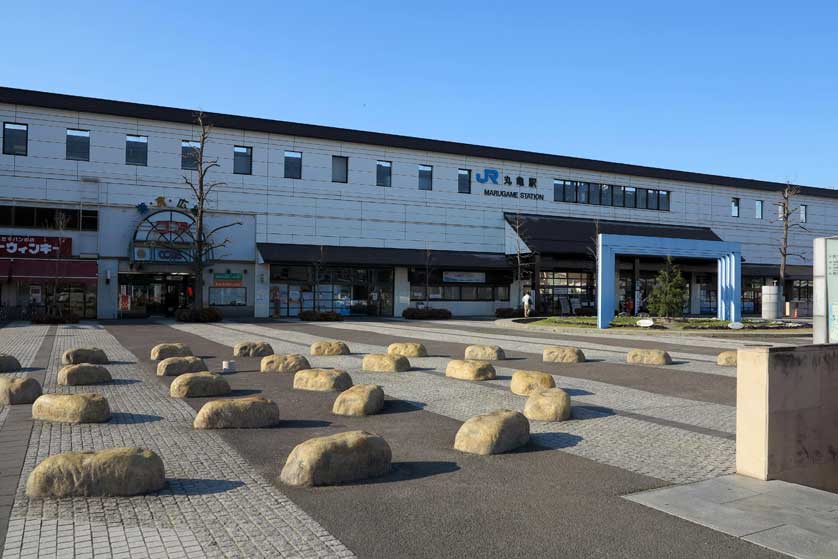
[742,263,812,280]
[257,243,510,269]
[0,258,98,284]
[504,213,722,256]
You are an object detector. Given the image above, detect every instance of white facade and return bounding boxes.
[0,91,835,318]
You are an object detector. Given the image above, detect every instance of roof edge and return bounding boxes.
[2,85,835,198]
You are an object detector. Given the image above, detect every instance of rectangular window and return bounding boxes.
[755,200,763,219]
[458,169,471,194]
[125,135,148,166]
[181,140,200,170]
[659,190,670,211]
[418,164,433,190]
[647,189,659,210]
[600,184,612,206]
[3,123,28,156]
[563,180,577,203]
[459,286,475,300]
[553,179,562,202]
[495,286,510,301]
[477,286,494,301]
[66,129,90,161]
[624,187,636,208]
[331,155,348,183]
[589,182,601,205]
[577,182,590,204]
[81,209,98,231]
[731,197,740,217]
[208,287,247,306]
[0,205,11,226]
[442,285,460,300]
[800,204,808,223]
[233,146,252,175]
[376,160,392,187]
[636,188,648,209]
[14,206,35,227]
[284,150,302,179]
[612,186,624,207]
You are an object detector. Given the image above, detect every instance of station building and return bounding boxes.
[0,87,830,319]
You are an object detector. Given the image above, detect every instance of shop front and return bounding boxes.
[118,272,193,317]
[0,235,97,318]
[269,265,393,317]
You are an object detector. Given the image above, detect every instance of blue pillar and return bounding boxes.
[597,236,615,329]
[717,256,727,320]
[731,252,742,322]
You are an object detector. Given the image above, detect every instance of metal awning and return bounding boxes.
[505,213,722,256]
[256,243,510,269]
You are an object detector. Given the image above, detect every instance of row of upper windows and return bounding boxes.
[731,197,808,222]
[553,180,671,212]
[5,123,798,218]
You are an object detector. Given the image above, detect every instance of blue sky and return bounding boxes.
[3,1,836,186]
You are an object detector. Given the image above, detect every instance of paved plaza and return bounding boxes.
[0,318,835,558]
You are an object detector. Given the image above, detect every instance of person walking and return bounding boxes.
[522,291,533,318]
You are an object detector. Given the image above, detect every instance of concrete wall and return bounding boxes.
[0,102,833,268]
[736,344,838,492]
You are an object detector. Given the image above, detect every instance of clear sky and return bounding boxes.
[3,1,836,187]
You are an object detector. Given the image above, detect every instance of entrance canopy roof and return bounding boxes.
[504,213,721,256]
[257,243,510,269]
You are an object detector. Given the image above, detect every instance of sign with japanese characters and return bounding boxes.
[475,168,545,201]
[0,235,71,258]
[213,273,243,287]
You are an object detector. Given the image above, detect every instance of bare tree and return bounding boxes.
[586,219,601,307]
[774,182,808,298]
[50,210,71,318]
[510,212,536,305]
[180,113,242,311]
[424,244,433,307]
[313,245,327,311]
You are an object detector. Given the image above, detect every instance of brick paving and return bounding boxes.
[0,324,354,559]
[171,321,736,484]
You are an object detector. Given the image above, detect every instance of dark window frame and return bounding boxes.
[181,140,200,171]
[65,128,90,161]
[458,168,471,194]
[731,197,740,218]
[233,145,253,175]
[376,160,392,187]
[125,134,148,166]
[331,155,348,183]
[284,150,302,179]
[3,122,28,156]
[418,164,433,191]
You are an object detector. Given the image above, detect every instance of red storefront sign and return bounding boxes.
[0,235,71,258]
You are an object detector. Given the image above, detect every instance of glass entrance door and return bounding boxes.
[118,274,193,317]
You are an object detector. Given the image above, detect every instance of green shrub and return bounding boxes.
[298,310,343,321]
[402,307,452,320]
[175,307,223,323]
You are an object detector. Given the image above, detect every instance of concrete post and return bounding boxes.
[737,344,838,492]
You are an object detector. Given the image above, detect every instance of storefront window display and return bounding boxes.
[269,265,394,317]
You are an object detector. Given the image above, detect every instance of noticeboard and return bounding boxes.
[826,238,838,342]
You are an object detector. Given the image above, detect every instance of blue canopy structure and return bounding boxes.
[596,234,742,328]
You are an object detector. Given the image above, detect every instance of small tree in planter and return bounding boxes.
[646,257,688,320]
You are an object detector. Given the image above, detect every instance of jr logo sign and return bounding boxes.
[475,169,499,185]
